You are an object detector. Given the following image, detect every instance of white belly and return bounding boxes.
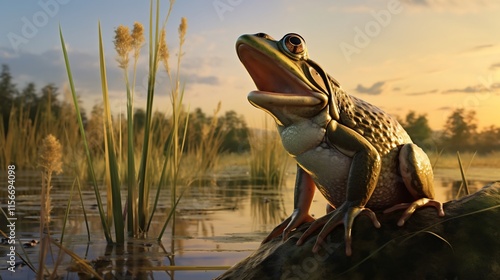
[295,144,352,206]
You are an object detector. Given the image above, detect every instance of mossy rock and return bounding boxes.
[216,182,500,280]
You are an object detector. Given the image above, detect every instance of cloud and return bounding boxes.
[437,106,453,111]
[442,83,500,94]
[459,44,496,54]
[404,0,500,13]
[327,4,373,14]
[406,89,438,96]
[490,63,500,70]
[0,46,220,104]
[185,74,219,86]
[355,81,385,95]
[0,45,121,95]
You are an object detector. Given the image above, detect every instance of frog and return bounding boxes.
[236,32,445,256]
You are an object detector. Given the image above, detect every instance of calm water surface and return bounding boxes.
[0,167,498,279]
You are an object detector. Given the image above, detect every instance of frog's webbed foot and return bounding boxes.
[262,209,315,244]
[296,204,381,256]
[384,198,445,226]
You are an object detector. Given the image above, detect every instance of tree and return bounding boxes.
[401,111,433,149]
[441,109,477,152]
[15,82,39,121]
[219,110,250,153]
[38,84,62,134]
[475,126,500,153]
[0,65,17,130]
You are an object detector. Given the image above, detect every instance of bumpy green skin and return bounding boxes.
[286,87,421,209]
[236,32,442,254]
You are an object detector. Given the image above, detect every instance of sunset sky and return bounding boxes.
[1,0,499,130]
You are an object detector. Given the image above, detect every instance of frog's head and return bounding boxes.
[236,33,340,126]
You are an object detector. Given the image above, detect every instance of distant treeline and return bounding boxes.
[0,64,250,157]
[400,110,500,154]
[1,63,499,164]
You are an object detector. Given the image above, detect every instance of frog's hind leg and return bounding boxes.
[384,144,445,226]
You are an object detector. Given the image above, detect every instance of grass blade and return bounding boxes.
[157,187,186,240]
[59,25,111,242]
[98,22,124,243]
[456,151,471,198]
[138,0,160,231]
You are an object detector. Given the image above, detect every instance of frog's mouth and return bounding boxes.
[237,43,327,107]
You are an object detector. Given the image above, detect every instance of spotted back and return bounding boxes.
[334,87,412,155]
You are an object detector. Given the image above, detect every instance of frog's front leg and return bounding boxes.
[296,120,381,256]
[384,144,445,226]
[262,165,316,244]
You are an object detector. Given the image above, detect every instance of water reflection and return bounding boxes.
[250,186,287,230]
[92,241,172,279]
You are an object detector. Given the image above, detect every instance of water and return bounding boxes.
[0,167,498,279]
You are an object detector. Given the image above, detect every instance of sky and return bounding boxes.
[1,0,500,130]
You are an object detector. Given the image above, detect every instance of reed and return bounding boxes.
[60,25,112,243]
[59,0,191,243]
[190,102,227,179]
[37,134,63,279]
[248,121,289,188]
[155,12,191,240]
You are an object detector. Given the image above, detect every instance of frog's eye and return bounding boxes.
[281,33,306,58]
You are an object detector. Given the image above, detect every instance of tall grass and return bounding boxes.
[60,25,112,242]
[188,102,227,180]
[0,90,82,171]
[59,0,190,243]
[248,121,289,188]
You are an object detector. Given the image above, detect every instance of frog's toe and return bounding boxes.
[262,217,291,244]
[384,198,445,226]
[296,214,331,246]
[298,206,381,256]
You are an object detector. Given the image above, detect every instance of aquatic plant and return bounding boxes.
[37,134,63,279]
[248,120,289,188]
[38,134,63,228]
[60,0,190,243]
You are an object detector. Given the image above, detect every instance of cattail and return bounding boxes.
[159,28,170,73]
[114,25,133,69]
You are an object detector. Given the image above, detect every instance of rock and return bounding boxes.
[216,182,500,280]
